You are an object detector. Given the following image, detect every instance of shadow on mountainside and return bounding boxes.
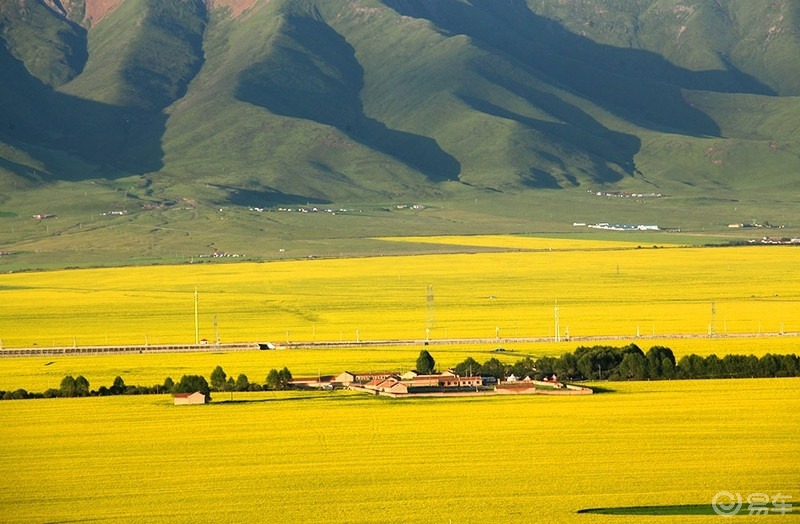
[383,0,776,138]
[461,96,627,187]
[460,63,644,186]
[0,0,208,181]
[209,183,332,206]
[0,43,166,180]
[235,14,461,183]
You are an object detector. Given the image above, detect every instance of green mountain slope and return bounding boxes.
[0,0,799,268]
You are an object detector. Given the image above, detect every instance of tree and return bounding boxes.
[481,357,507,380]
[163,377,175,393]
[210,366,227,391]
[266,368,293,390]
[779,354,798,376]
[453,357,482,377]
[175,375,211,400]
[704,354,723,378]
[9,389,29,400]
[556,352,579,380]
[265,369,281,390]
[236,374,250,392]
[416,350,435,374]
[110,376,126,395]
[677,354,705,378]
[619,353,647,380]
[661,357,675,379]
[74,375,90,396]
[511,357,537,379]
[575,345,627,380]
[621,343,645,358]
[43,388,61,398]
[278,367,293,389]
[59,375,77,397]
[646,346,676,378]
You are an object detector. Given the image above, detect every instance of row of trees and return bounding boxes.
[451,344,799,381]
[210,365,294,392]
[0,365,295,401]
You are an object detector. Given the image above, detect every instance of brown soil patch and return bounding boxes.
[83,0,125,26]
[207,0,260,18]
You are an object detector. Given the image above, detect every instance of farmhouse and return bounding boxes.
[334,371,357,385]
[345,370,488,396]
[173,391,207,405]
[410,373,482,388]
[353,371,396,383]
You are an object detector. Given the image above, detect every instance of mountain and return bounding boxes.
[1,0,799,268]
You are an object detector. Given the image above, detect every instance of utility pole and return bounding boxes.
[709,300,716,336]
[554,300,560,342]
[213,314,220,345]
[426,284,435,331]
[194,287,199,344]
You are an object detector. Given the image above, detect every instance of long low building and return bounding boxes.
[173,391,207,405]
[356,371,486,395]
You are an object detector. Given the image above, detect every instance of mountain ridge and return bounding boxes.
[0,0,798,268]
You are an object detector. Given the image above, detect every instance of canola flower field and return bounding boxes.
[1,336,799,394]
[1,236,798,522]
[0,236,797,348]
[0,379,798,523]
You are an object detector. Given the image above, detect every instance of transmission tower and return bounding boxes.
[426,284,436,330]
[709,300,716,336]
[554,300,561,342]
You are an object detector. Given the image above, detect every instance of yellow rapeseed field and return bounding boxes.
[1,237,797,522]
[0,238,797,349]
[0,337,798,394]
[0,379,797,523]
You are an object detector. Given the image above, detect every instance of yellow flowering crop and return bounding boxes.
[0,379,797,522]
[0,239,796,349]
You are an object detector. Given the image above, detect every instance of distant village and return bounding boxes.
[589,189,663,198]
[173,369,592,404]
[575,222,661,231]
[291,369,592,399]
[247,203,425,215]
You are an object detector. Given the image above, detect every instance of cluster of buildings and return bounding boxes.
[753,237,800,245]
[173,370,590,404]
[323,370,587,397]
[335,370,484,395]
[580,222,660,231]
[589,190,663,198]
[250,206,351,215]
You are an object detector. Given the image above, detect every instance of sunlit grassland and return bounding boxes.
[373,234,657,250]
[0,379,797,523]
[0,239,797,349]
